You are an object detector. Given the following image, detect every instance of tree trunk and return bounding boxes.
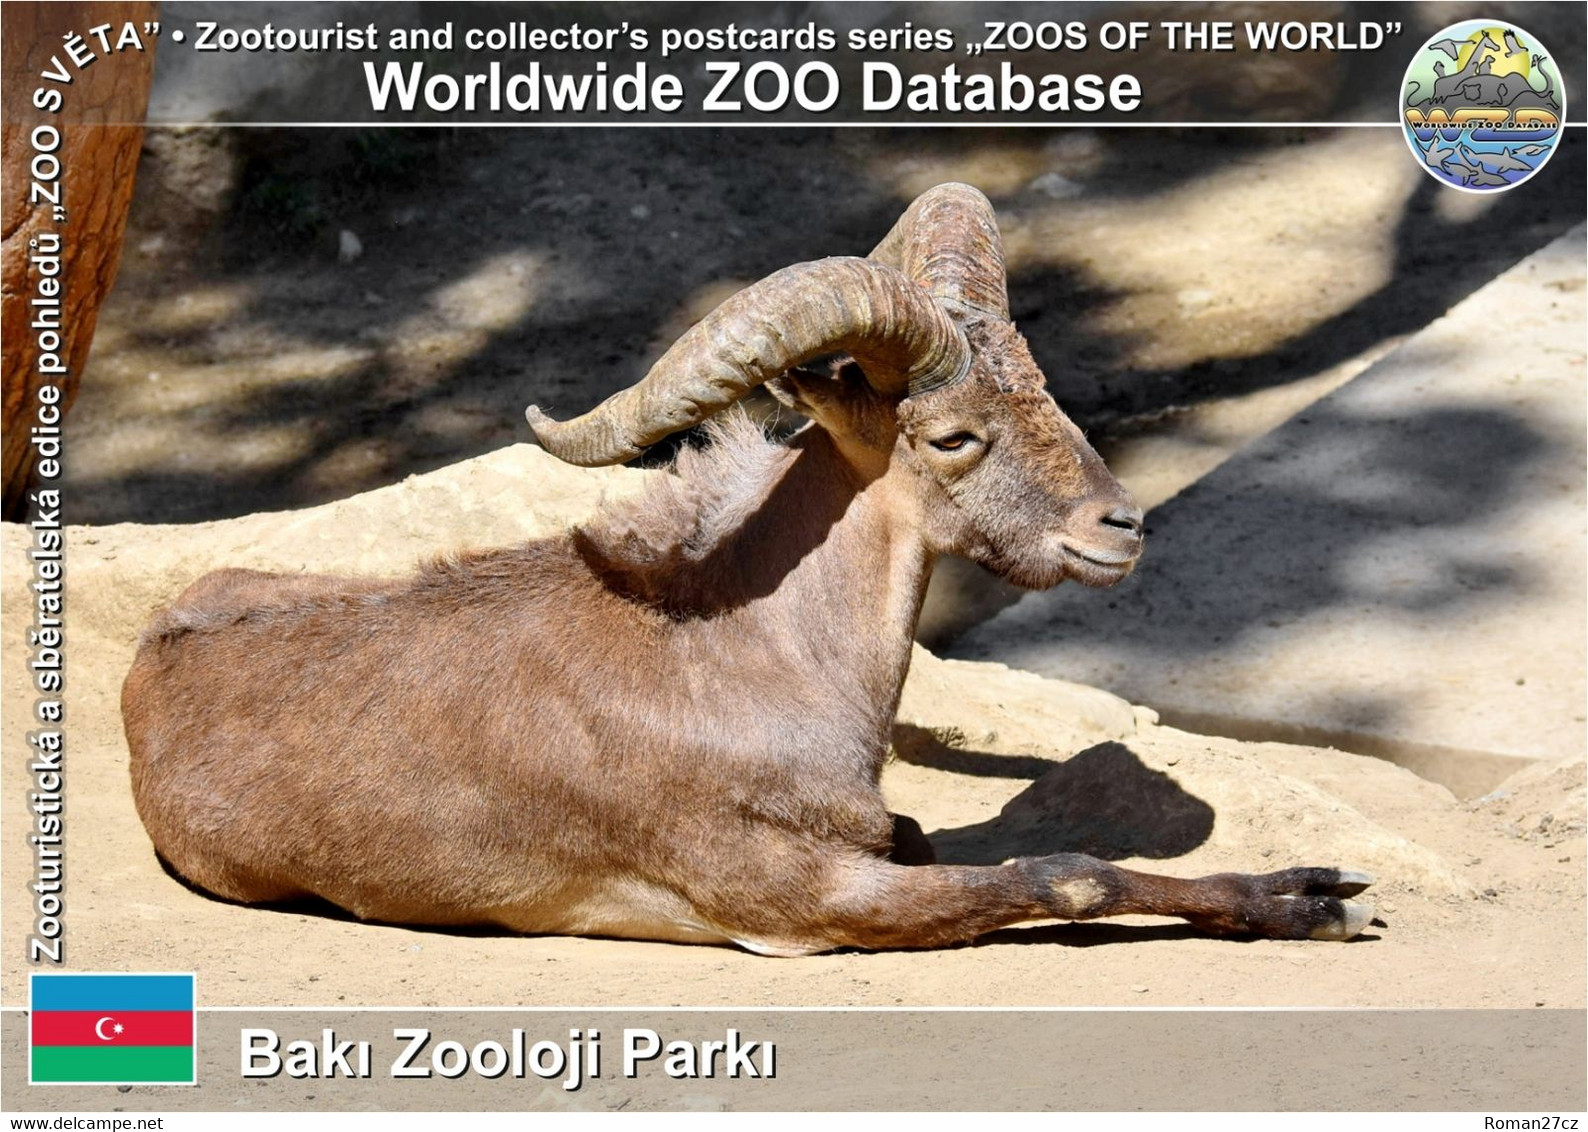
[2,2,157,519]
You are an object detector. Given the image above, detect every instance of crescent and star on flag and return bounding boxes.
[94,1016,125,1041]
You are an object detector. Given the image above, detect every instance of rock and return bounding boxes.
[1473,756,1587,843]
[899,647,1138,754]
[951,229,1588,801]
[1028,171,1084,200]
[1,436,1476,989]
[898,700,1472,899]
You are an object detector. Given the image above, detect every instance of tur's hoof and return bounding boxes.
[1307,899,1375,941]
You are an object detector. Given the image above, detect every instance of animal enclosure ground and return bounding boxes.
[63,126,1584,524]
[1,446,1581,1009]
[4,125,1583,1010]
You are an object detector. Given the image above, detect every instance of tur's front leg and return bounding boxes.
[782,853,1374,953]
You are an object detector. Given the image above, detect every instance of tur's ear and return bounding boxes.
[767,362,900,452]
[767,362,880,424]
[764,366,827,415]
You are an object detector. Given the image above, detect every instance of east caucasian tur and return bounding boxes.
[124,185,1373,953]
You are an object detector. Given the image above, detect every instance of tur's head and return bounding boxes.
[526,184,1142,589]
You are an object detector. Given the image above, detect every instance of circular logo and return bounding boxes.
[1401,21,1564,192]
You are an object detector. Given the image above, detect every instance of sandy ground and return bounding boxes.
[3,126,1583,1014]
[2,446,1582,1010]
[64,126,1585,524]
[60,124,1587,652]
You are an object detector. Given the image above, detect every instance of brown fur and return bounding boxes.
[123,282,1370,953]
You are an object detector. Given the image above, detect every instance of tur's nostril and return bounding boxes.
[1101,505,1144,534]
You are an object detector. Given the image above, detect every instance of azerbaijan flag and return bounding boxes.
[30,973,195,1085]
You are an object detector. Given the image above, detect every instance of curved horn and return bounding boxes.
[526,257,969,466]
[869,182,1009,320]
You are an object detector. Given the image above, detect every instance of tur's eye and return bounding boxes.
[931,432,978,452]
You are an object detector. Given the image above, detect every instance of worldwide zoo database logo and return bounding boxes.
[1402,20,1564,192]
